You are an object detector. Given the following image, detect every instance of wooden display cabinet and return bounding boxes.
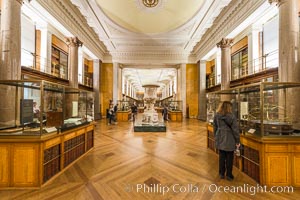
[83,59,93,88]
[116,110,132,122]
[51,35,68,79]
[51,46,68,79]
[231,47,248,80]
[0,124,94,188]
[207,123,300,187]
[168,111,183,122]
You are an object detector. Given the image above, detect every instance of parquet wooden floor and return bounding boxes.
[1,118,300,200]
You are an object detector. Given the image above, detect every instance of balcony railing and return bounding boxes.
[206,49,279,88]
[21,48,51,75]
[231,49,279,81]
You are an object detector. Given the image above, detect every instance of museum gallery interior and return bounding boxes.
[0,0,300,199]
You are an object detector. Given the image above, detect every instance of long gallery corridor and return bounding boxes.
[1,119,299,200]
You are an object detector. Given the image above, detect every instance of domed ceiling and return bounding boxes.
[95,0,204,34]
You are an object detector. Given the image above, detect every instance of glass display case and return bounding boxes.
[206,82,300,137]
[0,80,94,136]
[117,100,131,111]
[63,87,94,131]
[167,100,182,111]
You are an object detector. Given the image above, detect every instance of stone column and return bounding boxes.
[118,67,122,100]
[198,60,207,121]
[0,0,23,127]
[176,67,181,100]
[36,24,52,74]
[66,37,82,88]
[112,62,119,104]
[269,0,300,82]
[0,0,23,80]
[179,64,187,117]
[269,0,300,130]
[247,26,261,75]
[217,38,233,101]
[65,37,82,118]
[93,59,101,120]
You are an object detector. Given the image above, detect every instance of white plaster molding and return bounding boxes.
[35,0,106,60]
[194,0,266,61]
[69,0,232,64]
[184,0,232,52]
[110,52,191,64]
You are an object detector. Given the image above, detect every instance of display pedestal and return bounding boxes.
[133,110,166,132]
[116,110,131,121]
[134,124,166,132]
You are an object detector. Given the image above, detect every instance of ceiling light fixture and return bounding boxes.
[142,0,159,8]
[136,0,165,12]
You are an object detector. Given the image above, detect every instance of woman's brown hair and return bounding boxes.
[216,101,232,115]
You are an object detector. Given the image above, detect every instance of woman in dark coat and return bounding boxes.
[213,101,240,181]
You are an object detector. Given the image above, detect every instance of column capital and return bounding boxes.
[268,0,283,6]
[66,37,83,47]
[216,38,233,49]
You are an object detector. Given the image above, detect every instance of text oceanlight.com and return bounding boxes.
[125,183,294,196]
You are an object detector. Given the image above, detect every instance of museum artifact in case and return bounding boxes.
[206,82,300,137]
[117,100,131,111]
[0,80,94,136]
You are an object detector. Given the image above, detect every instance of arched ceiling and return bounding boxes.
[95,0,205,34]
[70,0,232,88]
[71,0,232,63]
[123,67,177,92]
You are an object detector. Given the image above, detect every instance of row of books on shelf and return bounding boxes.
[207,139,217,153]
[64,135,85,152]
[208,131,214,138]
[242,146,260,182]
[87,131,94,150]
[43,157,60,183]
[84,76,93,87]
[64,144,85,167]
[243,158,260,183]
[44,144,60,163]
[243,146,259,163]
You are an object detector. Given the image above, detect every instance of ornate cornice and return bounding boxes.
[70,0,231,64]
[194,0,266,61]
[216,38,233,49]
[108,51,191,64]
[268,0,283,6]
[35,0,106,59]
[66,37,83,47]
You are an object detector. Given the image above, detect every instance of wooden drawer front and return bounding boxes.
[76,128,85,136]
[44,137,61,149]
[265,144,288,152]
[240,137,260,150]
[64,132,76,140]
[0,145,10,186]
[86,125,94,132]
[266,153,290,186]
[12,144,40,187]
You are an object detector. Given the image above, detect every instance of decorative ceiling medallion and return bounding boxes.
[142,0,159,8]
[136,0,165,13]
